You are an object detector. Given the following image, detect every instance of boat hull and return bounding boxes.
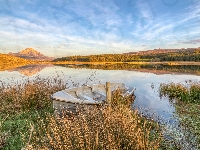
[51,83,135,111]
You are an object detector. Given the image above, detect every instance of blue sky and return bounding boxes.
[0,0,200,57]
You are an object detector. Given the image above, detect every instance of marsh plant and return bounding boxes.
[159,81,200,149]
[25,104,161,149]
[159,81,200,104]
[0,75,163,149]
[0,116,9,149]
[0,75,66,115]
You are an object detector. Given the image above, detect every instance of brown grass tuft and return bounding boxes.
[0,75,66,114]
[26,94,161,150]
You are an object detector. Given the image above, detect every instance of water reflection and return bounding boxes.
[1,64,199,122]
[8,64,54,76]
[56,63,200,76]
[1,64,199,148]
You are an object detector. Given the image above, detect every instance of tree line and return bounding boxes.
[52,49,200,62]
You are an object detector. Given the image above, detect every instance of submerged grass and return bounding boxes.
[175,102,200,148]
[0,76,163,149]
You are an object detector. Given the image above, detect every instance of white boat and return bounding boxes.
[51,82,135,111]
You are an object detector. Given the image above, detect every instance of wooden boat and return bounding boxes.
[51,82,135,112]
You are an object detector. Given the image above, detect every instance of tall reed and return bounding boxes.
[0,75,66,115]
[0,76,162,149]
[23,89,161,150]
[25,106,161,150]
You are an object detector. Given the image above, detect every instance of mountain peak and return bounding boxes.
[8,48,54,61]
[19,48,44,57]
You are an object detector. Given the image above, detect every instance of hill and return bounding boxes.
[53,47,200,62]
[8,48,54,61]
[123,47,200,55]
[0,54,33,70]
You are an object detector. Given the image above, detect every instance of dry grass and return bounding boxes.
[0,76,162,149]
[0,75,66,115]
[24,106,161,150]
[23,90,161,150]
[0,132,8,149]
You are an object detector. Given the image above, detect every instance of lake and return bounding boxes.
[1,64,200,147]
[1,64,200,120]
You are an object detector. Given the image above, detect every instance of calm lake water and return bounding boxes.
[1,64,200,148]
[1,64,200,121]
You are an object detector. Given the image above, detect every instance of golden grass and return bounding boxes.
[24,106,161,150]
[0,54,34,70]
[0,76,162,149]
[23,89,161,150]
[0,76,66,114]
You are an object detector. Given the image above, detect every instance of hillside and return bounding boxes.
[0,54,33,70]
[123,47,200,55]
[8,48,54,61]
[53,47,200,62]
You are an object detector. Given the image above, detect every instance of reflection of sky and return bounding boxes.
[1,66,200,123]
[0,70,28,84]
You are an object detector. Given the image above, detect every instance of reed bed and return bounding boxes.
[25,106,161,150]
[0,75,66,149]
[24,88,161,149]
[0,76,162,149]
[0,75,66,115]
[159,81,200,149]
[159,81,200,104]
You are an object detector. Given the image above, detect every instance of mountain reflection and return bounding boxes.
[9,64,54,76]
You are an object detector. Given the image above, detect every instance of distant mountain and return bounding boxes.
[123,47,200,55]
[8,48,54,61]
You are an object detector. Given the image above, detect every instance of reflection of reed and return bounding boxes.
[55,64,200,75]
[9,64,54,76]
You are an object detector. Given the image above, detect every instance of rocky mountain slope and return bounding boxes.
[8,48,54,61]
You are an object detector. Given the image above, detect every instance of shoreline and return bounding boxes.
[1,61,200,71]
[51,61,200,65]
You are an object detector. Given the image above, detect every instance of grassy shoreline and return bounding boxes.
[0,76,162,149]
[1,76,199,149]
[159,82,200,149]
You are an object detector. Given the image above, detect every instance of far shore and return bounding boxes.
[49,61,200,65]
[1,61,200,71]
